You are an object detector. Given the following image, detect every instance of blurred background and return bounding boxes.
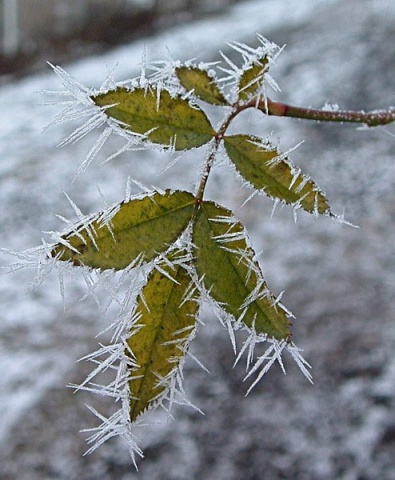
[0,0,239,76]
[0,0,395,479]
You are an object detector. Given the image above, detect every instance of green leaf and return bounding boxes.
[175,66,228,106]
[51,190,195,270]
[193,201,291,340]
[126,252,198,421]
[93,87,215,150]
[224,135,330,215]
[238,56,269,102]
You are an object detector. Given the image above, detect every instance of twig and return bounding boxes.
[261,98,395,127]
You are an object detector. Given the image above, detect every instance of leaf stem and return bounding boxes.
[194,137,220,207]
[261,98,395,127]
[194,105,247,207]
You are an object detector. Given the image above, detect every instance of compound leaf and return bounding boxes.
[126,252,198,421]
[193,201,291,340]
[238,56,269,102]
[93,87,215,150]
[224,134,330,215]
[51,190,195,270]
[176,66,228,105]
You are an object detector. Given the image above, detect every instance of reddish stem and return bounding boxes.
[261,98,395,127]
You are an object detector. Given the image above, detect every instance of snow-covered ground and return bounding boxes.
[1,0,395,478]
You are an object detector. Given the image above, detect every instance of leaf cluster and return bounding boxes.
[18,35,394,465]
[47,39,337,458]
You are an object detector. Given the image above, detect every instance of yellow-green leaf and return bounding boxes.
[193,201,291,340]
[51,190,195,270]
[93,87,215,150]
[224,135,330,215]
[238,56,269,102]
[126,252,198,421]
[175,66,228,106]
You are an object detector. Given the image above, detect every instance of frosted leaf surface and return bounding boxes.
[51,190,196,270]
[224,134,331,216]
[175,65,228,105]
[92,87,215,150]
[126,250,199,421]
[192,200,291,340]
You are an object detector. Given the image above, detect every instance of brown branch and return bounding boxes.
[194,106,241,207]
[259,98,395,127]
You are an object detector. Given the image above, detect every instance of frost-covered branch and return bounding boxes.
[263,98,395,127]
[4,33,394,468]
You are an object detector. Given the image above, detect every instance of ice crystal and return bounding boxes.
[214,290,312,393]
[218,34,282,100]
[44,64,167,175]
[82,405,144,468]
